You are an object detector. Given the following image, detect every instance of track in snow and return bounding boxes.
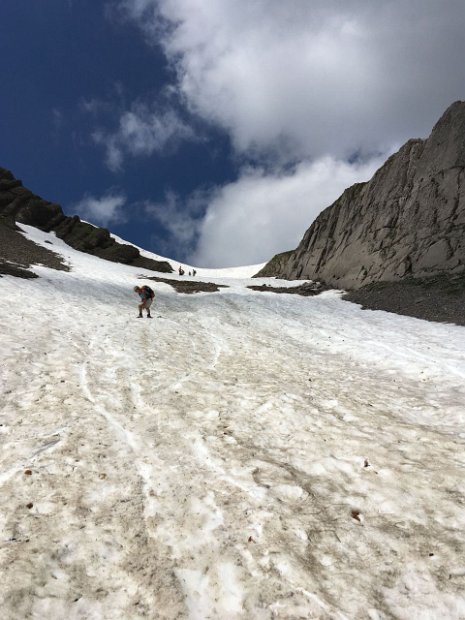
[1,236,465,618]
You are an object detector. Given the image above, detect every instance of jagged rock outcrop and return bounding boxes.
[0,168,173,273]
[260,101,465,288]
[254,251,295,278]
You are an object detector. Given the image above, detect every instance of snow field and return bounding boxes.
[1,226,465,618]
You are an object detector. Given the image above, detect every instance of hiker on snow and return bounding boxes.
[134,285,154,318]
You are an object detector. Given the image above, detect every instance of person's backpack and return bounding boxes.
[143,285,155,299]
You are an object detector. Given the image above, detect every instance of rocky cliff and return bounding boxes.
[0,167,173,273]
[257,101,465,289]
[254,250,294,278]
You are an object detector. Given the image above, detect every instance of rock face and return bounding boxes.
[260,101,465,288]
[254,251,294,278]
[0,168,173,273]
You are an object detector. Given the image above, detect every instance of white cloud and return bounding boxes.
[73,191,127,227]
[190,155,385,267]
[115,0,465,266]
[144,189,207,258]
[81,98,114,115]
[51,108,64,142]
[93,103,195,171]
[120,0,465,161]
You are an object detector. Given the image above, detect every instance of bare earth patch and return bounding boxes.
[140,275,229,294]
[344,274,465,326]
[247,281,327,296]
[0,218,69,278]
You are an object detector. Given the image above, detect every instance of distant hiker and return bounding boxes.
[178,266,184,276]
[189,271,191,276]
[192,269,196,277]
[134,285,154,318]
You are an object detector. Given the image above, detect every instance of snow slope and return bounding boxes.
[109,231,266,279]
[1,225,465,619]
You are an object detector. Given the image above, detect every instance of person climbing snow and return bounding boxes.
[134,285,154,318]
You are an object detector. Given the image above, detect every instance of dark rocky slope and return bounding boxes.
[0,216,69,278]
[0,168,173,273]
[345,274,465,326]
[258,101,465,289]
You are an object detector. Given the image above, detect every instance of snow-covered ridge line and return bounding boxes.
[109,231,266,279]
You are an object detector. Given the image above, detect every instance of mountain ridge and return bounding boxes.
[257,101,465,289]
[0,167,173,274]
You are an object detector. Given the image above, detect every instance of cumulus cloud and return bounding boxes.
[144,189,207,259]
[92,102,195,171]
[114,0,465,266]
[120,0,465,161]
[157,155,385,267]
[51,107,64,142]
[73,191,127,227]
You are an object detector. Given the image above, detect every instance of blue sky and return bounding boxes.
[2,1,465,267]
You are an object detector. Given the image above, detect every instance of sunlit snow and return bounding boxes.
[109,231,266,278]
[1,225,465,619]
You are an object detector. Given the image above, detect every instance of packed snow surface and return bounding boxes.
[1,225,465,620]
[109,231,266,278]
